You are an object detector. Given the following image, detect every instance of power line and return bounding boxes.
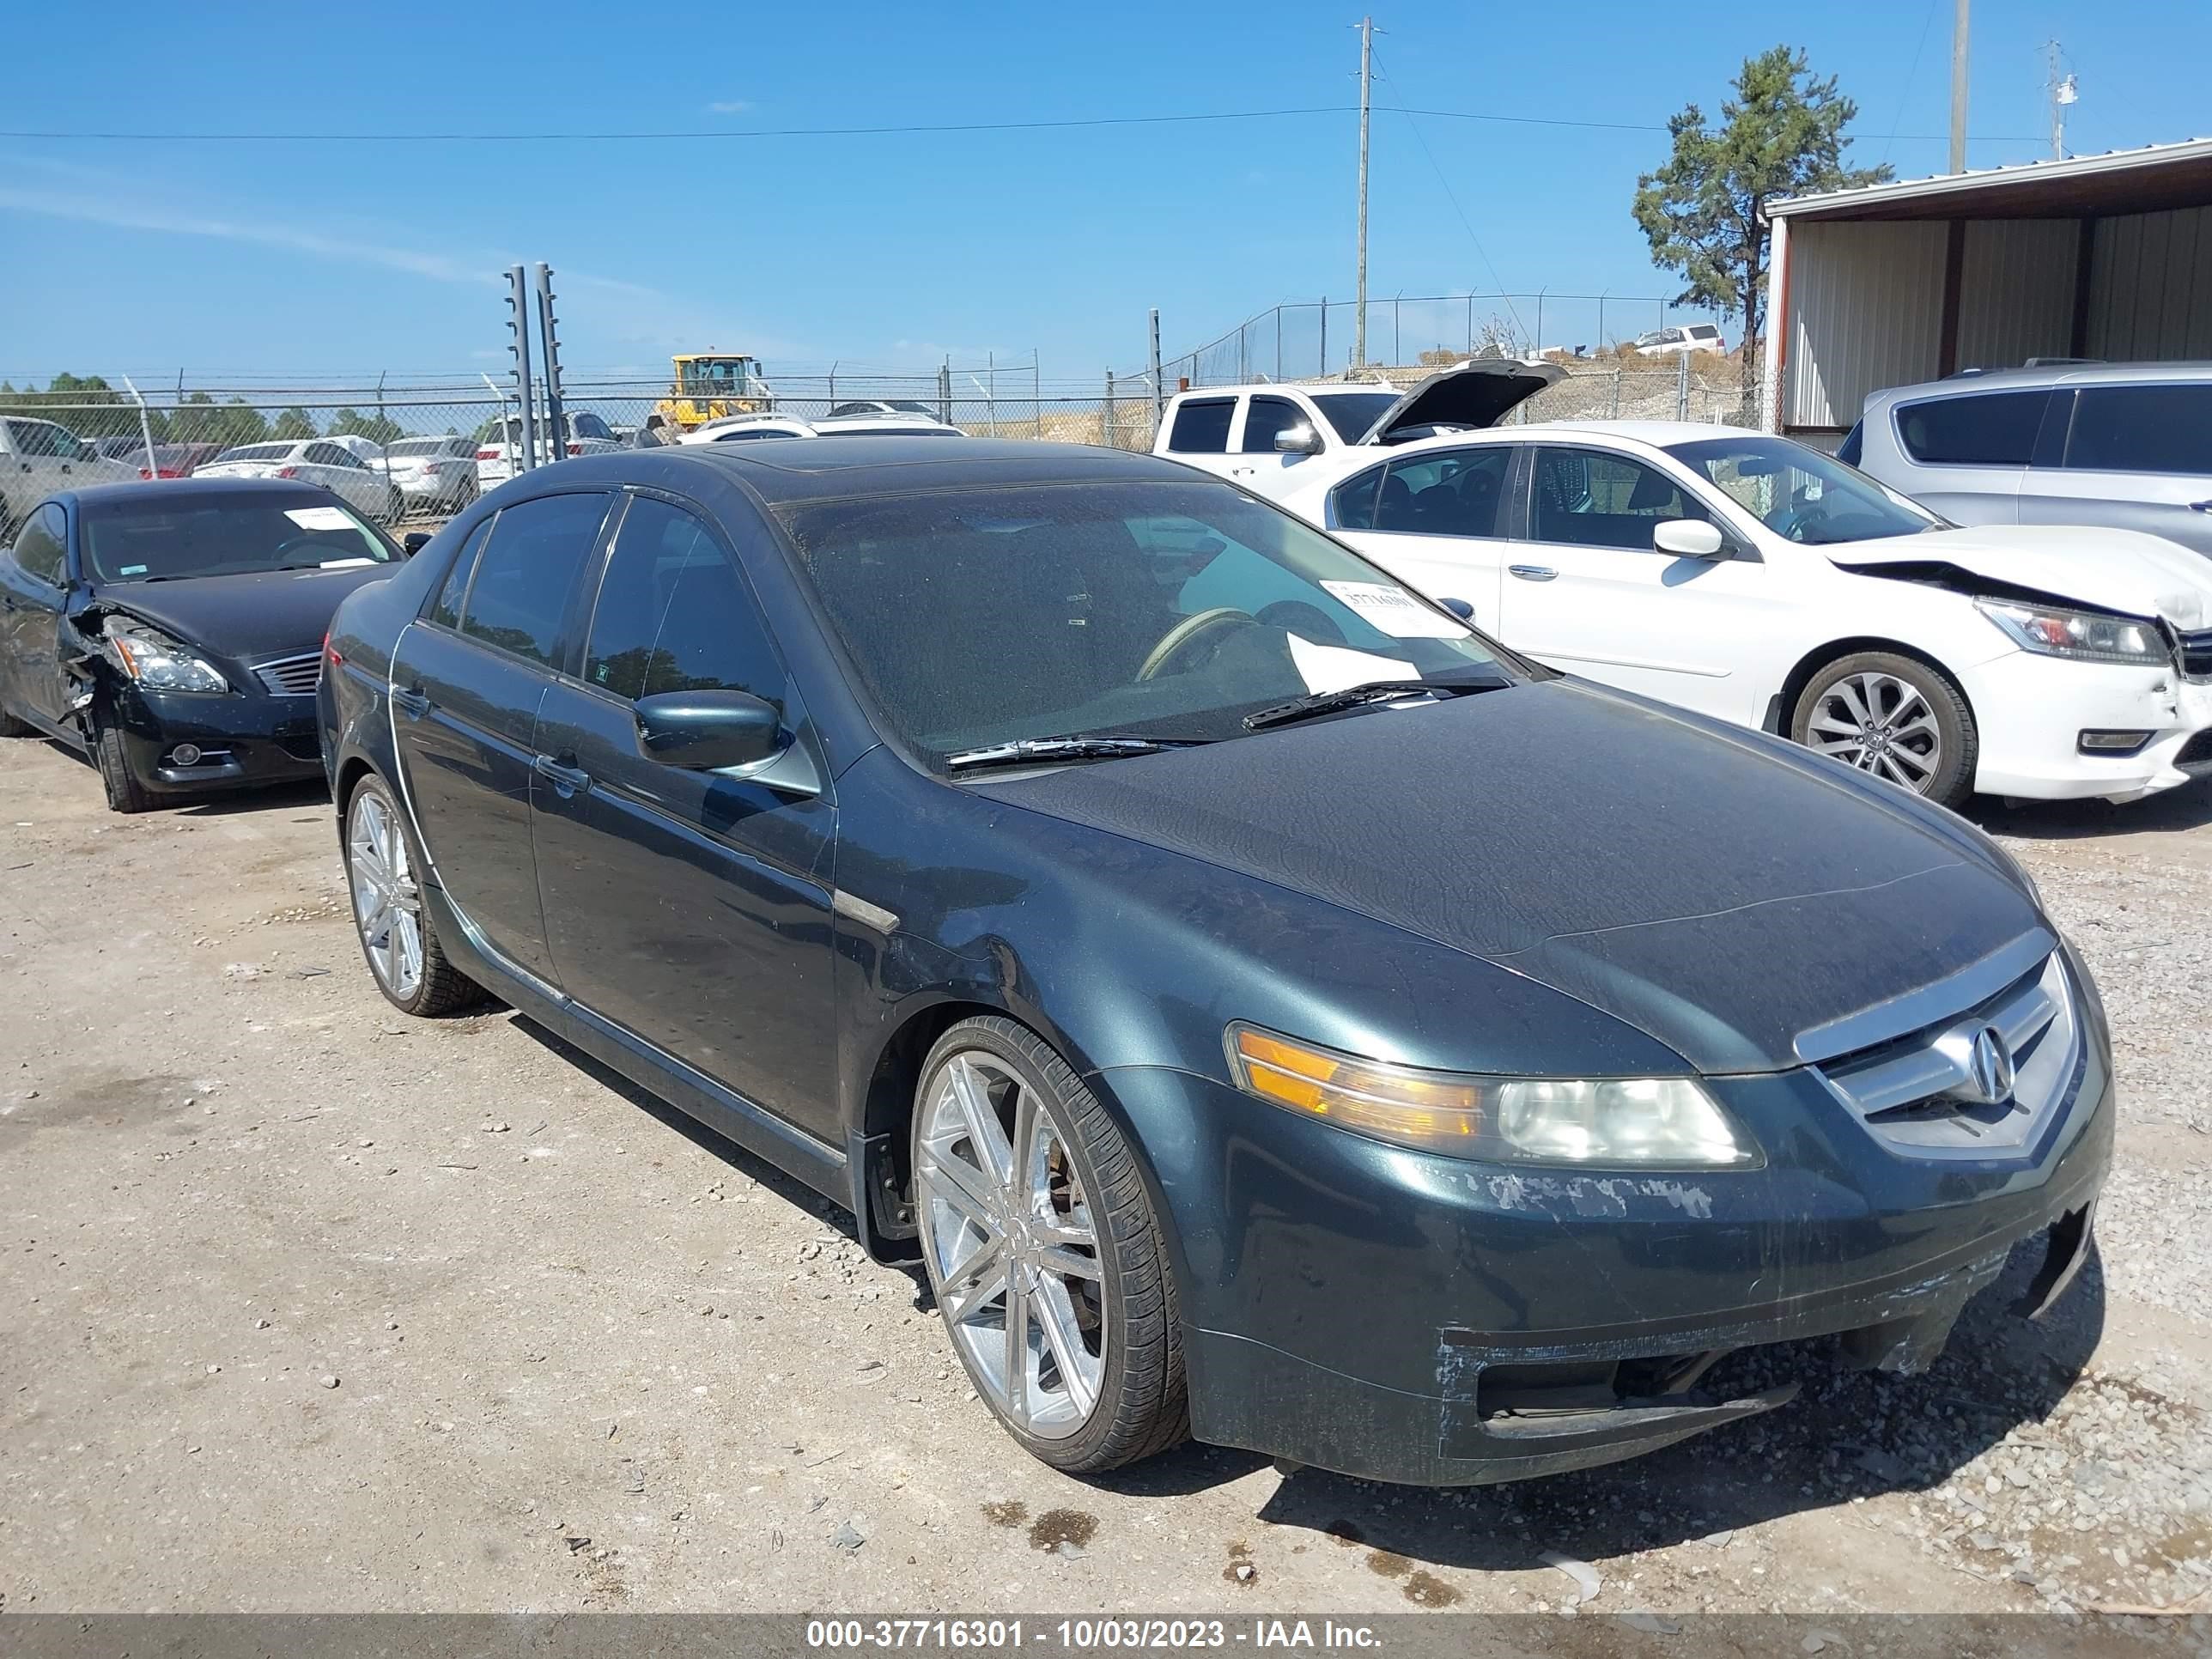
[0,107,2038,145]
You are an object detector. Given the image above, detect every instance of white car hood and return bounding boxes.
[1830,523,2212,631]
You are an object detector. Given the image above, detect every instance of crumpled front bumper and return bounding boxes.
[1968,651,2212,803]
[107,683,325,794]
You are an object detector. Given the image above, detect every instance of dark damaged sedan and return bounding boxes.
[319,439,2109,1485]
[0,480,407,812]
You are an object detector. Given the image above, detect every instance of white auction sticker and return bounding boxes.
[1286,634,1419,696]
[283,506,357,532]
[1319,580,1470,637]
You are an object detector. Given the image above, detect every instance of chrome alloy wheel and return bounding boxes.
[1808,671,1942,792]
[347,788,424,999]
[915,1050,1107,1439]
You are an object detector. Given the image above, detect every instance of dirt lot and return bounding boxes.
[2,734,2209,1620]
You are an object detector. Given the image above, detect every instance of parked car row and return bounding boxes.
[1157,363,2212,808]
[0,416,2130,1495]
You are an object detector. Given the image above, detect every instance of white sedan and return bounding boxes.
[1257,420,2212,806]
[194,439,404,524]
[678,412,965,444]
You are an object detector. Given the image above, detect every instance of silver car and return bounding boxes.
[1844,362,2212,557]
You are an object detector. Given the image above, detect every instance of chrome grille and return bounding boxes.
[254,651,324,697]
[1815,953,2081,1158]
[2179,629,2212,682]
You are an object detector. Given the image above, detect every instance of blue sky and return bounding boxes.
[3,0,2206,385]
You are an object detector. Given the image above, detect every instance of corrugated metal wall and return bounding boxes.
[1784,221,1946,428]
[2087,204,2212,357]
[1954,220,2078,369]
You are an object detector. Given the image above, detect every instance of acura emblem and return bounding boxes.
[1966,1025,2016,1106]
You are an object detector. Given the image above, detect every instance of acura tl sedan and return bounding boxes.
[319,438,2108,1485]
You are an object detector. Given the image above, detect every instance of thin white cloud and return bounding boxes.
[707,100,752,114]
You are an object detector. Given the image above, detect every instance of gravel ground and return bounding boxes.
[0,735,2207,1623]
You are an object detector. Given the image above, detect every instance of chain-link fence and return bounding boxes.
[1,345,1762,537]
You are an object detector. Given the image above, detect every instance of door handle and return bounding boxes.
[1508,564,1559,581]
[532,753,591,796]
[391,684,429,720]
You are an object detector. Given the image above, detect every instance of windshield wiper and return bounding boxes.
[1243,676,1509,732]
[943,734,1212,772]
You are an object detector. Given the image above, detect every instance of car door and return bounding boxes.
[1323,446,1517,629]
[1495,443,1778,723]
[1225,394,1313,487]
[387,491,616,985]
[529,492,840,1140]
[2014,382,2212,556]
[0,503,74,730]
[1158,396,1238,479]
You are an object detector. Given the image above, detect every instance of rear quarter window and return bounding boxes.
[1894,391,2051,466]
[2063,385,2212,475]
[1166,398,1233,453]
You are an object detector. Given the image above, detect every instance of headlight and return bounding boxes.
[103,621,229,693]
[1226,1024,1759,1168]
[1975,599,2167,666]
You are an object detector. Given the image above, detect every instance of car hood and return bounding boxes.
[971,680,2045,1074]
[87,565,399,660]
[1830,523,2212,630]
[1358,360,1566,444]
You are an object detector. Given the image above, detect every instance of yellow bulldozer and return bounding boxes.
[653,353,769,432]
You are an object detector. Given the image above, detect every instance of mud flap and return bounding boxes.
[2014,1201,2094,1321]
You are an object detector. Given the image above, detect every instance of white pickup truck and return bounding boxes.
[1,416,143,535]
[1151,362,1563,495]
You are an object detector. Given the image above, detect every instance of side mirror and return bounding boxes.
[636,688,785,771]
[400,532,432,556]
[1273,424,1325,456]
[1654,519,1727,558]
[1437,596,1475,623]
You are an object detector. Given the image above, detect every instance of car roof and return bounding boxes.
[1166,382,1397,401]
[1868,361,2212,404]
[1343,418,1758,460]
[548,435,1199,506]
[54,477,344,510]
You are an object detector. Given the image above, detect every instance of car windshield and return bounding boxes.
[1664,434,1939,544]
[778,477,1513,762]
[82,493,397,582]
[1308,392,1401,442]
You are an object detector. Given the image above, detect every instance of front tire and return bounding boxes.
[343,773,484,1016]
[1791,651,1977,808]
[93,721,155,813]
[912,1016,1188,1474]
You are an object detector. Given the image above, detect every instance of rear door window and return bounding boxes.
[1238,397,1308,453]
[2062,385,2212,475]
[1893,391,2051,466]
[1374,447,1515,538]
[458,492,612,666]
[1166,398,1233,453]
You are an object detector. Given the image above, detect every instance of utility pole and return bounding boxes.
[1353,15,1374,369]
[1948,0,1970,174]
[2045,42,2076,161]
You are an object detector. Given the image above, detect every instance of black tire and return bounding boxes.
[93,721,157,813]
[341,772,487,1017]
[913,1014,1188,1474]
[1790,650,1977,809]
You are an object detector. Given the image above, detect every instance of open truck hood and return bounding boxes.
[1831,523,2212,631]
[1356,359,1565,445]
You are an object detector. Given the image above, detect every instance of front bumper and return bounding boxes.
[1097,997,2112,1486]
[106,683,325,795]
[1966,650,2212,803]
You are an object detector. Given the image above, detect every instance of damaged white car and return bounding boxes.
[1255,419,2212,806]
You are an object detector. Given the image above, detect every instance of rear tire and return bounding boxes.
[343,773,486,1017]
[912,1015,1188,1474]
[1790,651,1977,809]
[93,721,156,813]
